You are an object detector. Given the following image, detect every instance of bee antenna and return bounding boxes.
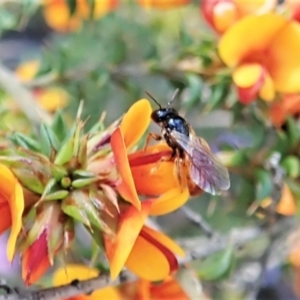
[167,88,180,107]
[145,91,161,109]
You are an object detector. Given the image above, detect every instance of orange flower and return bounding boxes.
[201,0,276,34]
[53,264,122,300]
[261,182,296,216]
[276,182,297,216]
[269,94,300,127]
[43,0,118,32]
[119,276,188,299]
[219,13,300,104]
[104,200,185,281]
[137,0,191,9]
[0,164,24,262]
[137,277,189,300]
[110,99,190,214]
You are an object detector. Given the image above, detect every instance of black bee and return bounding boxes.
[146,91,230,196]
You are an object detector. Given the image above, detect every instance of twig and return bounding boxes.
[0,216,296,300]
[0,271,136,300]
[181,206,217,238]
[0,62,51,126]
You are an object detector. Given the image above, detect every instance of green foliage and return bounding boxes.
[196,246,235,281]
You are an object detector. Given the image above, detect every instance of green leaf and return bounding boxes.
[40,123,60,157]
[12,168,45,194]
[54,137,74,165]
[72,177,98,188]
[44,190,69,201]
[62,190,103,230]
[73,169,95,178]
[255,169,273,202]
[51,111,69,143]
[196,246,234,281]
[50,164,68,181]
[206,80,230,111]
[66,0,77,16]
[183,74,202,108]
[286,117,300,149]
[281,156,300,179]
[9,132,40,151]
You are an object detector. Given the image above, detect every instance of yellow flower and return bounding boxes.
[53,264,121,300]
[219,13,300,103]
[137,0,191,9]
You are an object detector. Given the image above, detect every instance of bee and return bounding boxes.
[146,91,230,196]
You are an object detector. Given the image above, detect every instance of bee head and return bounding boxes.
[151,108,178,123]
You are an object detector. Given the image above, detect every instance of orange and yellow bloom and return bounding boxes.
[218,13,300,104]
[269,94,300,127]
[201,0,276,33]
[42,0,118,32]
[0,98,192,286]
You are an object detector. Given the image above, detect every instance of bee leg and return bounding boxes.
[174,154,186,192]
[150,155,170,175]
[144,133,162,151]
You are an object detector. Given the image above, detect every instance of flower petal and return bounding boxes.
[7,183,24,262]
[149,187,189,215]
[259,71,275,101]
[22,230,50,285]
[234,0,276,16]
[0,163,24,261]
[43,0,82,32]
[111,128,141,210]
[34,87,69,112]
[125,228,178,281]
[105,200,153,280]
[218,13,287,67]
[233,63,267,104]
[142,226,185,257]
[0,203,11,233]
[150,277,189,299]
[138,0,191,9]
[276,182,296,215]
[77,0,118,18]
[268,21,300,93]
[53,264,121,300]
[120,99,152,149]
[233,63,263,88]
[129,144,179,196]
[213,1,238,34]
[53,264,98,284]
[15,60,40,82]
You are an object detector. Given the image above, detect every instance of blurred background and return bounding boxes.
[1,0,300,299]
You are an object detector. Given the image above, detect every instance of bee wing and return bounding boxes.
[170,130,230,195]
